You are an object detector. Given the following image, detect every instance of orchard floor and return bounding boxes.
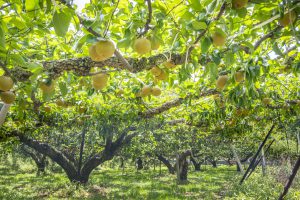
[0,164,299,200]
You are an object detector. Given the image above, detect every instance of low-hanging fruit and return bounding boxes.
[0,91,16,104]
[212,32,226,47]
[262,98,272,105]
[134,38,151,55]
[235,71,244,83]
[43,106,51,113]
[56,99,65,107]
[155,70,168,81]
[150,66,162,76]
[164,61,176,69]
[40,81,55,93]
[141,85,152,97]
[278,11,296,27]
[232,0,248,9]
[151,87,161,96]
[216,75,228,90]
[95,40,115,61]
[92,73,108,90]
[89,45,102,61]
[0,76,14,91]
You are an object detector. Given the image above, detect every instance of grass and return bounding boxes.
[0,161,299,200]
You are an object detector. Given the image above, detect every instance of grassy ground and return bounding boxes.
[0,161,299,200]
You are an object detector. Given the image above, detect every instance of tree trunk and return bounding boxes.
[176,150,191,183]
[22,147,47,176]
[278,155,300,200]
[190,156,201,171]
[230,144,244,173]
[136,157,143,170]
[156,154,175,174]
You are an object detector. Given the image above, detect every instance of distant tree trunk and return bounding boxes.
[297,132,300,154]
[22,147,47,176]
[207,158,217,167]
[136,157,143,170]
[261,148,267,176]
[230,144,244,173]
[17,127,137,183]
[156,154,175,174]
[176,150,191,183]
[190,156,202,171]
[278,155,300,200]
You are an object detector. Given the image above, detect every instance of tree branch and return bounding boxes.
[138,0,153,37]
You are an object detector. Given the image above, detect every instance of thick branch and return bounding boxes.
[42,53,183,79]
[18,133,77,179]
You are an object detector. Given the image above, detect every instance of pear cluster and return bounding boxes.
[0,76,15,104]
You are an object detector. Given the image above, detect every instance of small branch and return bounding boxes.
[241,26,282,54]
[254,26,282,50]
[166,0,184,16]
[138,0,153,37]
[85,69,121,76]
[214,2,226,21]
[0,3,12,10]
[103,0,120,37]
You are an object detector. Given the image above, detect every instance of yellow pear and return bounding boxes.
[262,98,272,105]
[212,32,226,47]
[0,76,14,91]
[155,71,168,81]
[151,87,161,96]
[232,0,248,9]
[56,99,65,107]
[151,66,162,76]
[94,40,115,61]
[92,73,108,85]
[0,91,16,104]
[134,38,151,55]
[89,45,103,61]
[216,75,228,90]
[43,106,51,113]
[141,86,152,97]
[235,71,244,83]
[78,107,86,114]
[151,39,160,50]
[164,61,176,69]
[279,11,296,27]
[40,82,55,93]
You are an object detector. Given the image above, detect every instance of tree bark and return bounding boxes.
[176,150,191,183]
[136,157,143,170]
[156,154,175,174]
[230,144,244,173]
[22,147,47,175]
[278,155,300,200]
[0,104,11,127]
[190,156,202,171]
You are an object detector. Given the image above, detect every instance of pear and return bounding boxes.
[0,76,14,91]
[0,91,16,104]
[216,75,228,90]
[134,38,151,55]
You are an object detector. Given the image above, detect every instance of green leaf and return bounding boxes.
[272,42,284,57]
[10,54,26,67]
[236,8,247,18]
[224,52,235,66]
[59,82,68,97]
[201,37,211,53]
[207,0,217,13]
[53,9,72,37]
[207,62,218,82]
[191,21,207,30]
[189,0,202,11]
[25,0,39,11]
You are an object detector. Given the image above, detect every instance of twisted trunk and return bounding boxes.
[156,154,175,174]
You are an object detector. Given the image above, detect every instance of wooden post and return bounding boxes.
[278,155,300,200]
[240,124,275,184]
[261,147,267,176]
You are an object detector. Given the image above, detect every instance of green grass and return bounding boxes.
[0,162,299,200]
